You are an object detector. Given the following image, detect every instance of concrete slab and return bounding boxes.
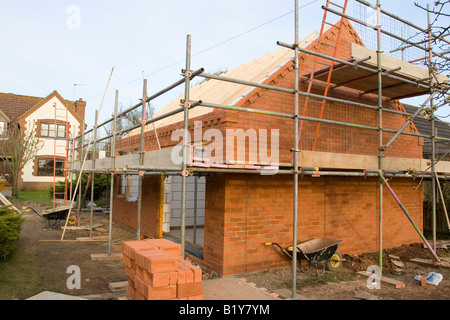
[202,276,280,300]
[26,291,88,300]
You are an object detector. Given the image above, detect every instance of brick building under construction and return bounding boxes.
[68,1,449,280]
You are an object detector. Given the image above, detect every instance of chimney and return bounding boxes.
[74,98,86,121]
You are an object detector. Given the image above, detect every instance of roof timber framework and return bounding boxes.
[64,0,449,298]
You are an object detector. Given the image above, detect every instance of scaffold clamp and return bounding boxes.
[183,101,191,108]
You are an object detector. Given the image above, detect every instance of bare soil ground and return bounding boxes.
[11,198,135,300]
[238,243,450,300]
[8,197,450,300]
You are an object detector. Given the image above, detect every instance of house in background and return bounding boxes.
[0,90,86,192]
[403,104,450,160]
[403,104,450,234]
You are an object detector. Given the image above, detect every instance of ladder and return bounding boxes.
[299,0,349,151]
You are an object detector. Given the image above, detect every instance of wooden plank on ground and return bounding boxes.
[409,258,450,268]
[108,281,128,292]
[39,239,108,242]
[357,271,406,288]
[60,226,86,231]
[60,224,104,231]
[91,253,123,261]
[76,236,108,241]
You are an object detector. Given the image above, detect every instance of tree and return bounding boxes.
[0,121,43,198]
[0,205,24,261]
[99,102,156,142]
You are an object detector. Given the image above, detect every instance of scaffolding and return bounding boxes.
[62,0,449,298]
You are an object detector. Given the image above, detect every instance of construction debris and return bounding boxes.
[414,272,443,286]
[357,271,406,289]
[108,281,128,292]
[390,256,406,274]
[353,290,380,300]
[391,260,405,268]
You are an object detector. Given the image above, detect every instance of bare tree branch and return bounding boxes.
[0,121,43,198]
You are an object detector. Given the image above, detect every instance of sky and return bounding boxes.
[0,0,447,131]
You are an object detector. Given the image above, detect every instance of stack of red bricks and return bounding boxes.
[122,238,203,300]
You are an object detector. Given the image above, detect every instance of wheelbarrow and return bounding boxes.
[25,205,77,228]
[0,176,7,192]
[265,238,343,276]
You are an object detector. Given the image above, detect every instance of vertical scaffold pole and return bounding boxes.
[428,4,437,255]
[78,120,85,225]
[136,79,148,240]
[181,34,192,259]
[292,0,300,299]
[69,136,74,205]
[376,0,384,272]
[53,103,57,209]
[108,90,119,255]
[90,110,98,237]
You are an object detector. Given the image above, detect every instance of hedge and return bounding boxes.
[0,206,24,261]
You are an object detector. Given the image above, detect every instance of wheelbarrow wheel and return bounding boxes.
[48,219,59,228]
[315,262,326,276]
[326,251,342,271]
[68,215,77,225]
[299,260,310,273]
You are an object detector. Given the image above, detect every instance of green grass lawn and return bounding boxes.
[0,250,42,300]
[16,190,53,207]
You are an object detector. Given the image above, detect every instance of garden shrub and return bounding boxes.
[0,206,24,261]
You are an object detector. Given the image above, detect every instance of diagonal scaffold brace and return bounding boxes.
[378,170,441,262]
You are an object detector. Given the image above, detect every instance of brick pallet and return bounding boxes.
[122,238,203,300]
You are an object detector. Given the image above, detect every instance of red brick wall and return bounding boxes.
[197,173,423,276]
[115,18,423,163]
[223,18,422,164]
[113,175,161,238]
[112,19,425,276]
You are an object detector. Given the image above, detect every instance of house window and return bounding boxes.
[0,122,6,137]
[118,175,128,195]
[40,123,66,138]
[37,159,65,176]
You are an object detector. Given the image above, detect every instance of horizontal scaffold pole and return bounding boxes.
[200,69,428,119]
[383,93,435,149]
[277,41,433,90]
[199,72,295,95]
[75,68,204,140]
[196,101,294,119]
[322,5,450,62]
[356,0,450,46]
[196,100,450,142]
[74,101,201,151]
